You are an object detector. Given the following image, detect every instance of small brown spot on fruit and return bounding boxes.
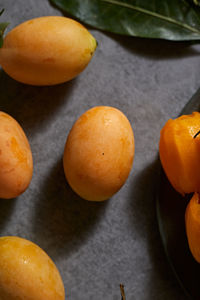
[43,57,55,63]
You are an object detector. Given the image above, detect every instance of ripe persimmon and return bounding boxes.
[185,192,200,263]
[159,112,200,195]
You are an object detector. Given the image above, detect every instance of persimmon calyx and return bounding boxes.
[193,130,200,139]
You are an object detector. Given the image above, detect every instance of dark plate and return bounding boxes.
[156,88,200,300]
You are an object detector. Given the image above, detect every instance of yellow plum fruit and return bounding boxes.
[63,106,135,201]
[0,111,33,199]
[0,236,65,300]
[0,16,97,85]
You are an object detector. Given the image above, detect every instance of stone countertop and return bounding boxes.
[0,1,200,299]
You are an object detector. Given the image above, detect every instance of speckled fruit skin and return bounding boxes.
[63,106,135,201]
[0,111,33,199]
[0,16,97,86]
[0,236,65,300]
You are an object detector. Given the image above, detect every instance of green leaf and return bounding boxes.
[192,0,200,5]
[0,9,9,48]
[50,0,200,41]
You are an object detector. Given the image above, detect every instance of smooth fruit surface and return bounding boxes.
[159,112,200,195]
[63,106,135,201]
[0,16,97,85]
[185,192,200,263]
[0,236,65,300]
[0,111,33,199]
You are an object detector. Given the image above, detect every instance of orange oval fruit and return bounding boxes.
[0,16,97,86]
[159,112,200,195]
[0,111,33,199]
[63,106,135,201]
[185,192,200,263]
[0,236,65,300]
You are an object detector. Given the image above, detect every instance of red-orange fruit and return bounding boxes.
[159,112,200,195]
[185,192,200,263]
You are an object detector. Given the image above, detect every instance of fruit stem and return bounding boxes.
[120,284,126,300]
[193,130,200,139]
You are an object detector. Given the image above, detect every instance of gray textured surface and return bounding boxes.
[0,1,200,299]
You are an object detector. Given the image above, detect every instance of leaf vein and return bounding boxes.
[100,0,200,34]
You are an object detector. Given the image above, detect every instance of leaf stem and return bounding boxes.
[100,0,200,34]
[120,284,126,300]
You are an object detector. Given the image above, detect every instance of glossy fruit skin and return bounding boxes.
[159,112,200,195]
[0,236,65,300]
[0,111,33,199]
[63,106,135,201]
[0,16,97,86]
[185,192,200,263]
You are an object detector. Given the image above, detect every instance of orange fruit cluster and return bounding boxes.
[159,112,200,262]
